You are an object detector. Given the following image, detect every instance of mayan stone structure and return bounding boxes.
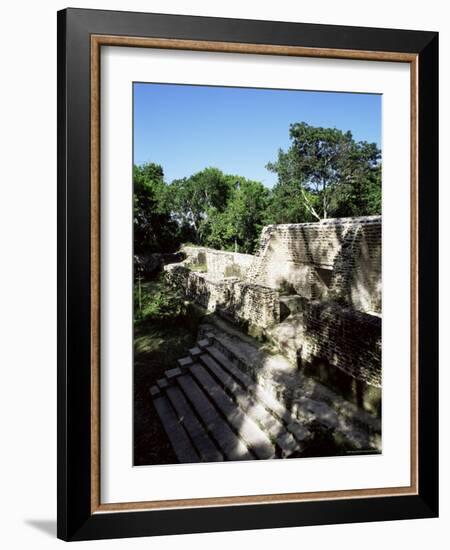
[165,256,280,329]
[182,246,255,280]
[164,216,382,394]
[247,216,381,314]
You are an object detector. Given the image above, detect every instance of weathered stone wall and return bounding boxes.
[247,216,381,314]
[165,217,381,389]
[268,298,381,387]
[164,264,279,329]
[182,246,255,281]
[219,281,280,329]
[329,219,381,314]
[163,264,226,311]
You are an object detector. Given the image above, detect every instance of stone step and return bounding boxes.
[165,366,182,381]
[204,344,312,446]
[149,385,160,397]
[205,345,294,426]
[152,395,200,463]
[165,385,224,462]
[157,378,169,390]
[198,353,299,456]
[206,345,253,387]
[197,338,211,349]
[177,356,193,370]
[201,327,298,399]
[190,363,276,460]
[201,327,265,374]
[176,373,254,461]
[189,346,203,359]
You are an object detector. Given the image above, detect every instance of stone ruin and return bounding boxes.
[165,216,381,392]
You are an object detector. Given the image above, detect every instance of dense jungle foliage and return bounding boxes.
[134,122,381,257]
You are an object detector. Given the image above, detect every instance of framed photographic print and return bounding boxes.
[57,8,438,541]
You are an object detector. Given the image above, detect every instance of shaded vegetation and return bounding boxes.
[134,277,188,323]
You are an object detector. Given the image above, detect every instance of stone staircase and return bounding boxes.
[150,335,312,463]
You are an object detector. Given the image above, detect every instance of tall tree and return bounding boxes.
[331,142,382,216]
[264,180,316,225]
[133,163,179,254]
[266,122,381,220]
[167,167,232,243]
[203,177,270,253]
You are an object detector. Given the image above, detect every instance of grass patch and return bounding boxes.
[188,263,208,273]
[134,322,197,372]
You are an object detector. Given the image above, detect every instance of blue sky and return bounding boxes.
[133,82,381,188]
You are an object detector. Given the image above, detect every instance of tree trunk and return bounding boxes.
[300,186,321,221]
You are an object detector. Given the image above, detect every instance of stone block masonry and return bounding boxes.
[163,264,228,312]
[182,246,255,281]
[164,264,280,329]
[164,216,381,391]
[247,216,381,315]
[268,297,381,387]
[219,281,280,329]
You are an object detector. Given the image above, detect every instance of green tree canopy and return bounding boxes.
[264,180,316,225]
[331,141,382,216]
[203,177,270,254]
[266,122,381,220]
[133,123,382,260]
[133,163,180,254]
[167,167,233,243]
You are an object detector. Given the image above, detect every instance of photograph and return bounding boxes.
[133,82,382,466]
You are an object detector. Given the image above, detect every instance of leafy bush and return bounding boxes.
[135,277,188,323]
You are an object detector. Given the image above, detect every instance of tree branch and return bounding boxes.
[300,187,321,221]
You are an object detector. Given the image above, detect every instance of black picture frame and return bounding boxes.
[57,7,438,541]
